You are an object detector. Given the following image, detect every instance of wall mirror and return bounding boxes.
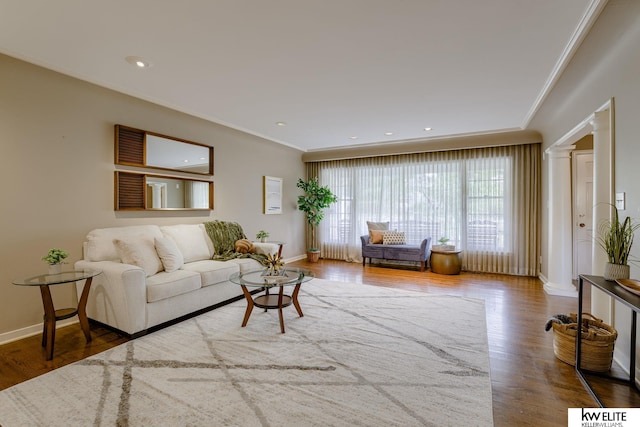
[115,125,214,175]
[115,172,214,211]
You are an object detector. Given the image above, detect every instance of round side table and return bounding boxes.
[430,249,462,275]
[13,270,101,360]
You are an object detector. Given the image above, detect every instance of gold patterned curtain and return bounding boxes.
[306,143,541,276]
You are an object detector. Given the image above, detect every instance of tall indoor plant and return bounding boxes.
[596,205,640,281]
[297,177,337,262]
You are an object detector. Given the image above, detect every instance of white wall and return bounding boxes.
[0,54,306,338]
[530,0,640,374]
[532,0,640,280]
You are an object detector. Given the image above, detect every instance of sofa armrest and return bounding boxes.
[360,235,370,245]
[75,260,147,335]
[420,237,432,257]
[253,242,280,256]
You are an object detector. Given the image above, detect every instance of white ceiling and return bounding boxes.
[0,0,605,152]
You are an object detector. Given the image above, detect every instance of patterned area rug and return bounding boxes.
[0,279,493,426]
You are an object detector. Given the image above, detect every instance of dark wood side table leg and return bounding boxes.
[240,285,254,327]
[278,286,285,333]
[292,283,304,318]
[77,277,93,342]
[40,285,56,361]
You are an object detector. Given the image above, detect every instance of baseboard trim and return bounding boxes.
[538,273,548,284]
[0,318,78,346]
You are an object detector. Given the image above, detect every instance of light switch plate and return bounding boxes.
[615,192,625,210]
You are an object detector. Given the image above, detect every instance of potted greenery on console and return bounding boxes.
[596,205,639,281]
[297,177,337,262]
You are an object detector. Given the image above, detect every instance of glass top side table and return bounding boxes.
[13,270,102,360]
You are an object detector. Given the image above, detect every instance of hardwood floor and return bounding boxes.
[2,259,639,426]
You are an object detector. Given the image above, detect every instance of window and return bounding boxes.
[308,144,540,275]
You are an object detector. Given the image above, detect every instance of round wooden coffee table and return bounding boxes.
[229,267,314,333]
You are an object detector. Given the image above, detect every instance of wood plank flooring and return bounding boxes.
[1,259,639,426]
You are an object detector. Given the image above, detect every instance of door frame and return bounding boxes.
[572,149,594,280]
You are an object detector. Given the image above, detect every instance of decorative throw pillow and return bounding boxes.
[369,229,386,244]
[367,221,390,231]
[234,239,255,254]
[154,236,184,273]
[383,231,406,245]
[113,238,163,277]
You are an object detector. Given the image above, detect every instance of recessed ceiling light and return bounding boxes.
[276,121,287,126]
[424,127,432,131]
[183,160,189,163]
[384,132,393,136]
[125,56,152,68]
[349,136,358,140]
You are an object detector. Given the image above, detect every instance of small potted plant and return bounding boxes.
[297,177,337,262]
[42,248,69,274]
[256,230,270,243]
[596,205,639,281]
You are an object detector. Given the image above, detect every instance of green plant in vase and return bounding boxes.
[296,177,337,262]
[42,248,69,274]
[596,205,639,281]
[256,230,269,243]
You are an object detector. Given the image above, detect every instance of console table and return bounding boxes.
[577,275,640,407]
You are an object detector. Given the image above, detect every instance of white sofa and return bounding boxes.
[74,224,278,337]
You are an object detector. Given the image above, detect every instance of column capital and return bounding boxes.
[545,144,576,158]
[590,110,610,133]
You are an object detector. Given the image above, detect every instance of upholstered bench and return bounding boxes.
[360,235,432,272]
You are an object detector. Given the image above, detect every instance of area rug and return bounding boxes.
[0,279,493,426]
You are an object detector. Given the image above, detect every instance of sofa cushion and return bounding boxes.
[160,224,213,263]
[369,229,385,244]
[383,231,406,245]
[85,225,163,262]
[155,236,184,272]
[113,238,164,277]
[182,260,239,287]
[367,221,390,231]
[146,270,202,303]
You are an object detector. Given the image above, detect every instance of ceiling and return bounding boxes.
[0,0,605,152]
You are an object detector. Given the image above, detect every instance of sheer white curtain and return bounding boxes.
[307,143,540,276]
[184,181,209,208]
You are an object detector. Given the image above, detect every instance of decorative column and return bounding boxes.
[590,110,613,321]
[544,145,578,297]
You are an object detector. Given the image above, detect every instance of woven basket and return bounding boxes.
[552,313,618,372]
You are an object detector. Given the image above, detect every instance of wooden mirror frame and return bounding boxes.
[115,124,214,175]
[115,171,214,211]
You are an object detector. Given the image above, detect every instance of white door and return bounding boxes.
[572,151,594,279]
